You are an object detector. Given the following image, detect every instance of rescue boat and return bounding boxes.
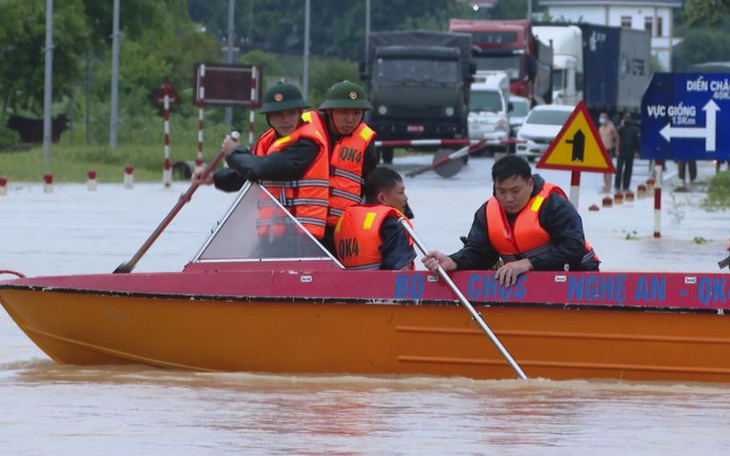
[2,183,730,383]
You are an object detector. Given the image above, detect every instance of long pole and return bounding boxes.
[86,52,91,145]
[197,64,206,171]
[365,0,371,59]
[114,132,240,274]
[248,67,257,146]
[224,0,235,126]
[163,80,172,187]
[654,160,663,238]
[398,219,528,380]
[109,0,120,149]
[303,0,311,101]
[569,171,580,209]
[42,0,54,164]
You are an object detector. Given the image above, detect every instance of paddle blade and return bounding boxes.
[113,262,132,274]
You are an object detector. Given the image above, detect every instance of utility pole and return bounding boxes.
[86,52,92,145]
[43,0,54,164]
[527,0,532,20]
[365,0,371,60]
[303,0,311,101]
[110,0,120,149]
[225,0,235,126]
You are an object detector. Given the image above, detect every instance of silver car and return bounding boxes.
[516,104,574,160]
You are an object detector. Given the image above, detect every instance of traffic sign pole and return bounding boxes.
[536,102,614,207]
[569,171,581,209]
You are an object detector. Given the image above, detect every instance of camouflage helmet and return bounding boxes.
[319,80,372,111]
[259,82,310,114]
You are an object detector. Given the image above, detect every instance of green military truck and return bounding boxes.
[360,31,475,162]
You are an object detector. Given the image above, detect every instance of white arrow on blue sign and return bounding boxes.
[641,73,730,161]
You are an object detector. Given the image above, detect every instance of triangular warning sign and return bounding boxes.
[536,102,616,173]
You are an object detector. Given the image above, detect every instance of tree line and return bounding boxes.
[0,0,727,148]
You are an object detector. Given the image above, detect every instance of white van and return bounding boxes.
[468,71,510,152]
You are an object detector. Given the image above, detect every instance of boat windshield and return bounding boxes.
[193,182,339,264]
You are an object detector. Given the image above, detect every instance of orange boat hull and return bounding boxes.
[3,287,730,382]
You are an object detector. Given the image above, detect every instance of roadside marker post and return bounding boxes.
[196,64,206,172]
[43,174,53,194]
[124,166,134,189]
[162,78,172,187]
[87,170,97,192]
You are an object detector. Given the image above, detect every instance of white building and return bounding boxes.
[539,0,683,71]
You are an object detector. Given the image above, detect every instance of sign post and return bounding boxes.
[641,73,730,237]
[152,78,181,186]
[536,101,615,209]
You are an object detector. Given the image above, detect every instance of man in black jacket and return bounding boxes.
[192,82,324,192]
[615,114,640,191]
[423,155,599,286]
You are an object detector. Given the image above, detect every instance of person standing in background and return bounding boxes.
[676,160,697,191]
[615,114,640,191]
[599,112,620,193]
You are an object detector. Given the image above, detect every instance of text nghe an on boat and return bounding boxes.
[2,183,730,383]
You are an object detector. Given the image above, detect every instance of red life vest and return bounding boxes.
[327,122,377,227]
[253,111,330,239]
[333,204,413,270]
[486,182,598,265]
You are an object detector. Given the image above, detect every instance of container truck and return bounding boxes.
[533,24,651,117]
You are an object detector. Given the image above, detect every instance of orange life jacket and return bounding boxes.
[327,122,377,227]
[254,111,330,239]
[333,204,414,270]
[486,182,598,265]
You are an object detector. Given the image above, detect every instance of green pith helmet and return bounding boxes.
[259,82,310,114]
[319,80,372,111]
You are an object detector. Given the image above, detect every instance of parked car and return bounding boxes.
[515,104,574,160]
[468,71,511,153]
[508,95,530,137]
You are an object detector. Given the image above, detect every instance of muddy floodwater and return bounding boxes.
[1,157,728,454]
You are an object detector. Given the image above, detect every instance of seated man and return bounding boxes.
[423,155,599,286]
[334,167,416,270]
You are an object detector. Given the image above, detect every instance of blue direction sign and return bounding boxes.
[641,73,729,161]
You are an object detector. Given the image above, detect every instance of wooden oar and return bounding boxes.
[114,132,240,274]
[398,218,528,380]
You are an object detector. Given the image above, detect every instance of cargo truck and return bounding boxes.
[533,24,651,117]
[360,31,475,162]
[449,19,553,107]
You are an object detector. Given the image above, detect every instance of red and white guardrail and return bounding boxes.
[374,138,524,148]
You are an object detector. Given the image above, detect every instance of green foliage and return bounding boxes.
[693,236,709,244]
[674,29,730,71]
[683,0,730,27]
[188,0,474,61]
[0,124,236,182]
[0,125,19,151]
[0,0,91,114]
[650,54,663,75]
[703,170,730,209]
[238,51,359,108]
